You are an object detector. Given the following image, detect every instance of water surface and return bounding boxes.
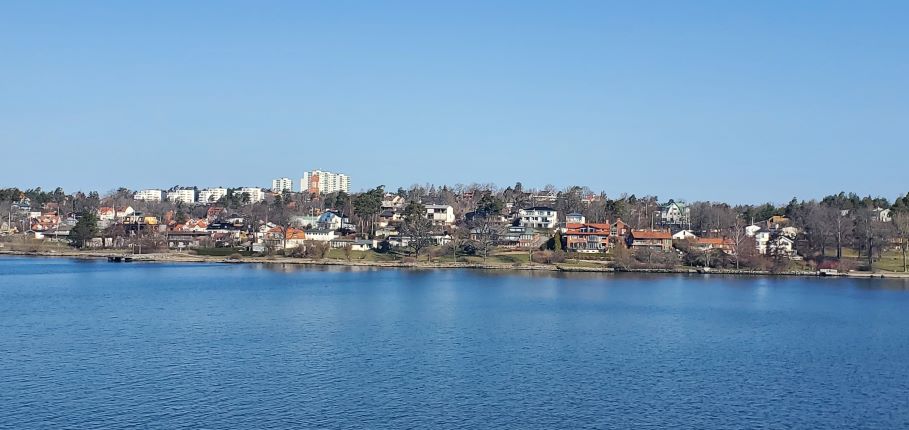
[1,256,908,429]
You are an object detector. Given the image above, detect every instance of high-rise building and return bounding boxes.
[271,177,293,193]
[300,170,350,194]
[198,187,228,204]
[238,187,265,204]
[166,188,198,204]
[134,189,165,202]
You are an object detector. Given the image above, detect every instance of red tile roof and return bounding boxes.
[630,229,672,240]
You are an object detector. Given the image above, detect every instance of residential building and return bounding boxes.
[198,187,228,204]
[238,187,265,204]
[565,223,610,253]
[672,230,698,240]
[565,213,586,224]
[330,238,378,251]
[627,230,673,251]
[97,206,135,221]
[317,211,343,230]
[166,188,197,204]
[425,205,455,225]
[660,200,690,228]
[381,194,406,210]
[498,226,545,248]
[271,177,294,193]
[134,189,165,202]
[300,170,350,194]
[304,229,336,242]
[265,227,308,249]
[519,207,558,229]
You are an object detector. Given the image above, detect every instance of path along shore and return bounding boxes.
[3,249,909,279]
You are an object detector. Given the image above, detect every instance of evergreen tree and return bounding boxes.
[70,213,99,248]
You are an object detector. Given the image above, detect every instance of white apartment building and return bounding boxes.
[239,187,265,204]
[198,187,228,204]
[167,188,198,204]
[300,170,350,194]
[271,177,293,193]
[519,207,559,229]
[134,189,165,202]
[425,205,455,225]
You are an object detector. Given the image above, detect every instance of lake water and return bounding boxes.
[1,256,908,429]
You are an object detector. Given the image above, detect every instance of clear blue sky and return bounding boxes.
[1,1,906,203]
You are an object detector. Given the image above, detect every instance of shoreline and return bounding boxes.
[3,249,909,279]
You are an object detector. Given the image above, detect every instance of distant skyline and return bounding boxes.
[2,1,907,204]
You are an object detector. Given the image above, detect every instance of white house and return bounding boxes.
[565,213,586,224]
[97,206,135,221]
[672,229,698,240]
[134,189,165,202]
[519,207,558,229]
[304,229,336,242]
[660,200,691,227]
[198,188,228,204]
[318,212,343,230]
[425,205,455,225]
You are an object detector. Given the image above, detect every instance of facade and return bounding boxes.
[317,212,343,230]
[424,205,455,225]
[498,226,544,248]
[198,188,228,204]
[672,230,698,240]
[660,200,691,228]
[271,177,294,193]
[627,230,673,251]
[519,207,558,229]
[97,206,135,221]
[300,170,350,194]
[167,188,198,204]
[134,189,165,202]
[565,223,610,253]
[304,229,336,242]
[238,187,265,204]
[565,213,586,224]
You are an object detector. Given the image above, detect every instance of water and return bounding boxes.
[1,256,908,429]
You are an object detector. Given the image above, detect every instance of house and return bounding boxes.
[672,230,698,240]
[330,238,378,251]
[317,212,343,230]
[660,200,690,228]
[265,227,308,249]
[290,215,321,229]
[425,205,455,225]
[498,226,545,248]
[565,213,586,224]
[206,206,226,221]
[564,223,610,253]
[304,229,336,242]
[166,231,211,250]
[876,208,893,223]
[381,194,406,210]
[695,237,734,253]
[519,207,558,229]
[627,230,673,251]
[97,206,135,221]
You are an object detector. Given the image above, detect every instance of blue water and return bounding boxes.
[1,257,908,429]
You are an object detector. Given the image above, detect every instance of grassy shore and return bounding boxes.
[4,246,909,279]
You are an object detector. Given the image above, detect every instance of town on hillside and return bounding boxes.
[2,170,908,273]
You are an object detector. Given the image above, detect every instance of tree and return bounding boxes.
[353,186,384,237]
[892,211,909,272]
[401,201,433,258]
[476,192,504,214]
[70,213,99,248]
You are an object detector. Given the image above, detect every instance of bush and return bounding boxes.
[401,256,417,264]
[304,241,330,259]
[531,250,567,264]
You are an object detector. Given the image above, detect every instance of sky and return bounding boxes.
[1,1,907,204]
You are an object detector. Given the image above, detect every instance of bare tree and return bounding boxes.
[892,211,909,272]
